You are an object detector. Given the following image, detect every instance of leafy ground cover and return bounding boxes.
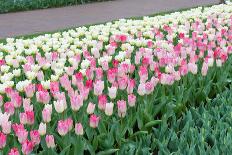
[153,87,232,155]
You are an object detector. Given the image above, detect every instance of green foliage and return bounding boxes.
[0,0,107,13]
[153,88,232,155]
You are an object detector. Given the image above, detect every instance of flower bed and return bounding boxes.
[0,4,231,154]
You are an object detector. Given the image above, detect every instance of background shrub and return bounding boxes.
[0,0,108,13]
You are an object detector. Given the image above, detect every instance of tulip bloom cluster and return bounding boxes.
[0,4,231,154]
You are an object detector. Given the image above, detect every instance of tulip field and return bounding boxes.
[0,3,232,155]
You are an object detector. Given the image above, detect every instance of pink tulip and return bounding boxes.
[98,94,107,110]
[22,140,34,155]
[45,135,55,148]
[23,98,33,111]
[150,76,159,86]
[127,79,135,94]
[86,102,95,114]
[112,59,119,68]
[60,74,71,90]
[5,87,14,97]
[26,56,35,64]
[80,87,89,100]
[95,68,103,80]
[36,91,50,104]
[54,100,66,113]
[75,72,83,83]
[30,130,40,145]
[75,123,84,135]
[24,84,35,98]
[1,120,11,134]
[4,101,15,115]
[66,118,73,131]
[42,108,51,123]
[89,114,100,128]
[128,94,136,107]
[201,62,208,76]
[23,64,31,72]
[117,100,127,118]
[105,102,114,116]
[145,81,154,95]
[179,60,188,76]
[25,111,34,125]
[12,59,19,68]
[17,128,28,143]
[188,63,198,74]
[57,120,69,136]
[129,64,135,74]
[94,80,104,96]
[50,81,60,94]
[86,68,94,80]
[8,147,20,155]
[70,95,83,112]
[66,67,74,76]
[11,92,22,108]
[20,113,27,124]
[139,66,148,83]
[37,71,44,81]
[91,48,100,58]
[107,68,117,83]
[85,79,93,89]
[0,132,6,149]
[118,75,128,90]
[12,123,24,136]
[101,60,109,71]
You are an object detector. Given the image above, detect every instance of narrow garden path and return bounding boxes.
[0,0,219,39]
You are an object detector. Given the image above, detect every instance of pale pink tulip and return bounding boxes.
[86,102,95,114]
[45,135,55,148]
[38,123,46,136]
[137,83,146,96]
[24,84,35,98]
[42,108,52,123]
[70,95,83,111]
[128,94,136,107]
[108,86,117,99]
[117,100,127,118]
[57,120,69,136]
[94,80,104,96]
[75,123,84,135]
[105,102,114,116]
[201,62,208,76]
